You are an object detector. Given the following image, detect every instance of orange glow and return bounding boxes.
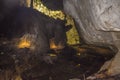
[18,38,31,48]
[50,39,58,49]
[50,39,64,49]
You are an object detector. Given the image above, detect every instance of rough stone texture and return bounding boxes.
[64,0,114,45]
[90,0,120,31]
[108,40,120,75]
[63,0,120,75]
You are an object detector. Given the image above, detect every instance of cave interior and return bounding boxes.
[0,0,118,80]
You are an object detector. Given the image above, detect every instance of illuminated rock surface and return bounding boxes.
[0,0,120,79]
[63,0,120,76]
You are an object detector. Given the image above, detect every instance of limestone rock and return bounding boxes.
[63,0,120,75]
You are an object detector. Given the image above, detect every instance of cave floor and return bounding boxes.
[0,44,117,80]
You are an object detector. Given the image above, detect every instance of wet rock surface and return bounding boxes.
[0,44,115,80]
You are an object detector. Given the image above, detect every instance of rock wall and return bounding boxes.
[63,0,120,75]
[64,0,120,46]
